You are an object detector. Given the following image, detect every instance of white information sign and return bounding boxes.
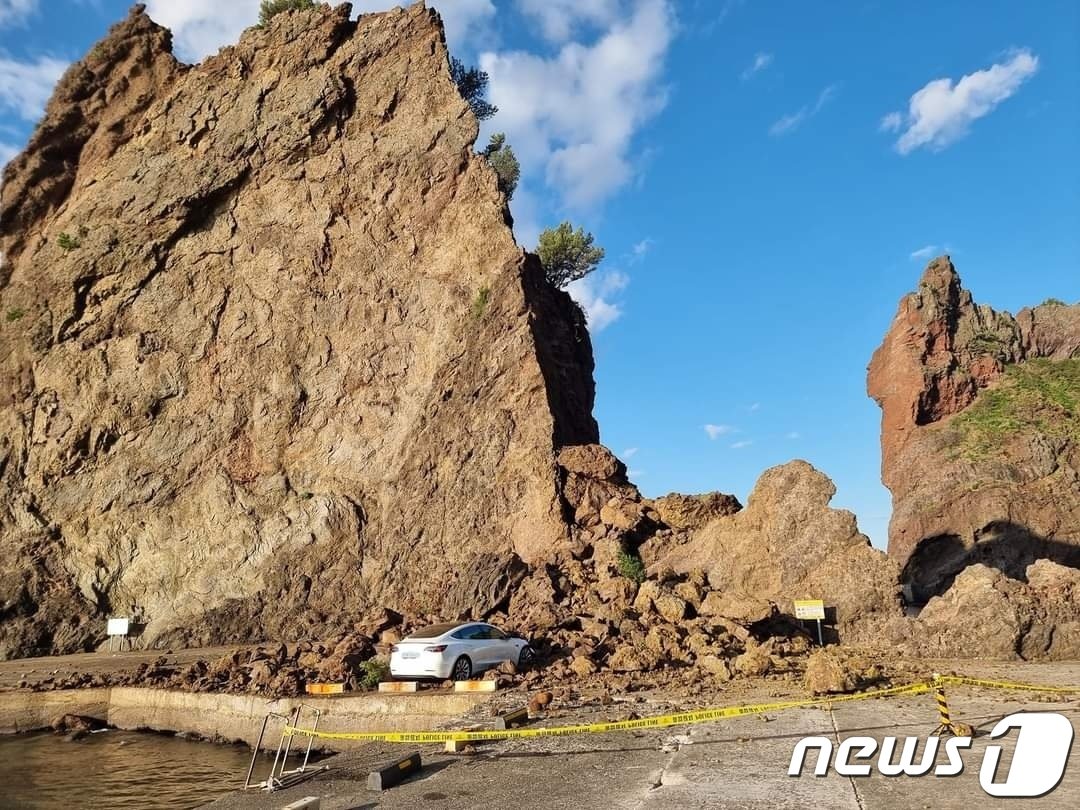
[793,600,826,621]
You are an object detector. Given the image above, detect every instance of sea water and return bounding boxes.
[0,729,258,809]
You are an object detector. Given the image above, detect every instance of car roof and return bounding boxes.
[407,621,483,639]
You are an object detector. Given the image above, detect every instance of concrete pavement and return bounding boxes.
[207,681,1080,809]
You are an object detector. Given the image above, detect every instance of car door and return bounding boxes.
[458,624,501,666]
[478,624,514,665]
[454,624,490,665]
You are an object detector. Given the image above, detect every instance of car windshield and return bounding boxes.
[408,622,461,639]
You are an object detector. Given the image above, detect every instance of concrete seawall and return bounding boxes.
[0,689,111,733]
[0,688,489,751]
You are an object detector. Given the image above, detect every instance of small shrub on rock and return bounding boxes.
[450,57,497,121]
[259,0,316,26]
[483,133,520,199]
[57,232,80,251]
[472,286,490,320]
[616,548,647,583]
[359,657,390,689]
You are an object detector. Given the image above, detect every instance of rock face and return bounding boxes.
[0,3,598,657]
[641,461,902,640]
[898,561,1080,660]
[868,257,1080,602]
[646,491,741,531]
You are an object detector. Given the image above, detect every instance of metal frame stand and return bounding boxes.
[244,705,327,791]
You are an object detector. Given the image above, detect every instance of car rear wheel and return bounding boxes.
[451,655,473,681]
[518,645,536,668]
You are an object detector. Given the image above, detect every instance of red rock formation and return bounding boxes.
[868,257,1080,601]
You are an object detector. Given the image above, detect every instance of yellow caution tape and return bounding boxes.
[283,681,933,743]
[280,674,1080,745]
[936,675,1080,695]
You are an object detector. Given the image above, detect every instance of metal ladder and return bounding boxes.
[244,705,327,791]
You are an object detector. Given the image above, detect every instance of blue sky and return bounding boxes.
[2,1,1078,547]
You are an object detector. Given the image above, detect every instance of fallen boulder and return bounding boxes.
[803,649,857,695]
[642,461,902,641]
[901,561,1080,660]
[648,492,742,531]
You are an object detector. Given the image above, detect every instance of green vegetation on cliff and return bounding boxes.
[259,0,315,26]
[471,286,490,320]
[450,57,497,121]
[948,358,1080,458]
[483,133,520,200]
[616,547,647,583]
[537,222,604,289]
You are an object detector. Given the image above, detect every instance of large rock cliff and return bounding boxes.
[868,257,1080,602]
[0,3,598,657]
[4,6,1073,668]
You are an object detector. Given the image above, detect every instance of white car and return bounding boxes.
[389,621,536,681]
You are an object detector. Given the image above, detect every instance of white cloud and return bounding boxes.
[769,84,837,136]
[506,186,544,249]
[0,54,68,121]
[566,269,629,332]
[385,0,496,50]
[0,0,36,28]
[748,402,761,412]
[481,0,674,209]
[786,431,800,440]
[627,468,644,478]
[598,269,629,295]
[517,0,620,43]
[143,0,259,61]
[630,237,654,261]
[622,447,639,458]
[545,141,632,208]
[704,424,734,440]
[879,111,902,132]
[741,51,773,81]
[909,244,936,261]
[884,49,1039,155]
[698,0,743,35]
[769,112,801,137]
[730,439,753,449]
